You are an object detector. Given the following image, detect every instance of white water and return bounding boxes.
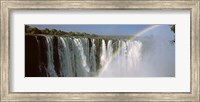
[100,40,107,67]
[45,36,58,77]
[99,40,143,77]
[57,37,73,77]
[107,40,113,60]
[89,39,97,76]
[73,38,90,76]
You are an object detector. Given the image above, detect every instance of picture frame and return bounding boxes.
[1,0,199,101]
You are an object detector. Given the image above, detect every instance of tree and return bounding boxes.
[170,25,175,43]
[50,29,58,35]
[42,28,50,34]
[68,31,75,36]
[91,34,98,37]
[25,25,30,33]
[170,25,175,33]
[30,27,42,34]
[25,25,99,37]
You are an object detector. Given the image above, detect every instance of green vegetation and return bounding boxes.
[170,25,175,33]
[25,25,98,37]
[170,25,175,43]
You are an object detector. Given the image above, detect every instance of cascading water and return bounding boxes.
[107,40,113,61]
[89,39,97,76]
[57,37,73,77]
[46,36,58,77]
[100,39,107,67]
[98,40,142,77]
[27,26,175,77]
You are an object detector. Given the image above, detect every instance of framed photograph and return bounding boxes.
[1,0,199,101]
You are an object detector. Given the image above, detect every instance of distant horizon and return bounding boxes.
[28,24,173,36]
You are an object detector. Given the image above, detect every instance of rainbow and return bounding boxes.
[97,25,160,76]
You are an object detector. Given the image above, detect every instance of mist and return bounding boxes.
[99,25,175,77]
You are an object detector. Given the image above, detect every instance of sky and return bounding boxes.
[29,24,173,36]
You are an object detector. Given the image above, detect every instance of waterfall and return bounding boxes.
[30,30,174,77]
[57,37,73,77]
[107,40,113,60]
[73,38,90,76]
[45,36,58,77]
[100,39,107,67]
[98,40,142,77]
[89,39,97,76]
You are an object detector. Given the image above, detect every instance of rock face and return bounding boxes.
[25,35,48,77]
[25,35,40,77]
